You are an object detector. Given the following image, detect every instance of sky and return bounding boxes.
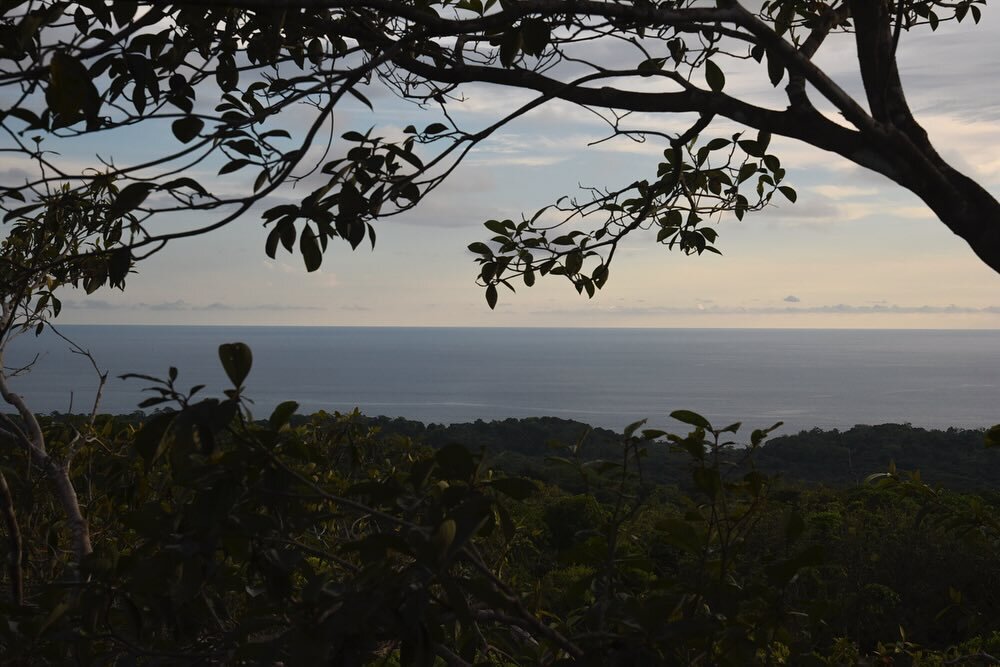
[31,7,1000,328]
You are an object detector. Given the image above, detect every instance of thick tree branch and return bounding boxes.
[393,54,898,179]
[726,1,876,134]
[785,3,853,110]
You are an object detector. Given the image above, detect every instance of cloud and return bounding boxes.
[533,303,1000,317]
[784,295,800,303]
[62,299,322,312]
[810,185,880,199]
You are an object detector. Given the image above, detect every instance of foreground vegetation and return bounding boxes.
[1,346,999,665]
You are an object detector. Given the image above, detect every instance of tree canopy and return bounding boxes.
[0,0,997,314]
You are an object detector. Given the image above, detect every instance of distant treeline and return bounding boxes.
[37,410,997,490]
[361,415,999,490]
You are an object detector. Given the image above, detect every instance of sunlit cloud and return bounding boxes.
[62,299,323,312]
[534,303,1000,317]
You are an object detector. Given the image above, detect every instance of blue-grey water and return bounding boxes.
[3,326,998,434]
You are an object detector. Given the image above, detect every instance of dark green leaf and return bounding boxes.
[520,18,551,56]
[268,401,299,430]
[300,226,323,272]
[171,116,203,143]
[624,419,648,438]
[111,183,154,217]
[219,159,252,175]
[767,50,784,87]
[499,28,522,67]
[47,51,101,127]
[704,59,725,92]
[671,409,712,430]
[133,411,176,464]
[218,342,253,388]
[160,177,208,196]
[107,248,131,288]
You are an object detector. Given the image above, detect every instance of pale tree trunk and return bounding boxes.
[0,350,93,572]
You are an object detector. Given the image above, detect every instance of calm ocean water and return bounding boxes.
[3,326,998,434]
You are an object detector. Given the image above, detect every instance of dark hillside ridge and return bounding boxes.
[364,416,998,490]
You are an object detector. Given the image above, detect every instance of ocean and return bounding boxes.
[3,326,998,435]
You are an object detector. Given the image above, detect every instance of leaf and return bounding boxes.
[484,219,510,236]
[564,250,583,276]
[623,419,648,438]
[160,177,208,196]
[751,421,783,446]
[485,283,498,310]
[171,116,203,143]
[253,169,269,192]
[133,411,176,464]
[704,59,725,92]
[111,183,154,217]
[778,185,797,202]
[423,122,448,135]
[4,202,42,223]
[766,50,785,87]
[499,28,522,67]
[520,18,551,56]
[671,409,712,430]
[719,421,742,434]
[268,401,299,430]
[592,263,609,288]
[348,86,373,109]
[107,248,131,288]
[218,342,253,388]
[265,227,281,259]
[47,51,101,127]
[219,159,252,175]
[300,226,323,272]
